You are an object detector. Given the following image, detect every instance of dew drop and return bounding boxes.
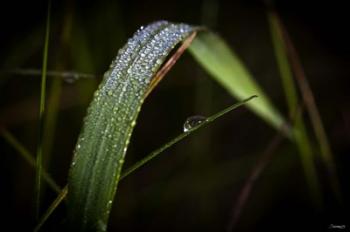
[151,66,157,72]
[98,220,107,232]
[156,58,162,65]
[63,74,79,84]
[183,115,207,132]
[94,90,100,97]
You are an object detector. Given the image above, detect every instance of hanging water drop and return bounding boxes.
[183,115,207,132]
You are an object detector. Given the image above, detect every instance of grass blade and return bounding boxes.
[0,128,60,193]
[121,95,256,179]
[67,21,199,231]
[35,96,256,231]
[267,10,323,206]
[34,186,68,232]
[273,13,341,202]
[188,31,288,134]
[36,0,51,218]
[268,12,298,116]
[228,126,285,231]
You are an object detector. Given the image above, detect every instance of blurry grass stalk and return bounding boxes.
[42,1,74,191]
[228,122,286,231]
[188,0,219,217]
[275,13,341,203]
[190,0,219,165]
[35,96,256,231]
[70,17,99,107]
[35,0,51,218]
[0,128,60,193]
[268,10,322,205]
[1,69,96,80]
[42,75,62,177]
[34,186,68,232]
[268,10,341,203]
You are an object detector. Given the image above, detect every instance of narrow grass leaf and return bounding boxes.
[188,31,287,134]
[121,95,256,179]
[34,186,68,232]
[269,11,341,202]
[268,12,298,115]
[267,11,323,206]
[36,0,51,218]
[0,128,60,193]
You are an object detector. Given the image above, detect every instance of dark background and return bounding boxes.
[0,0,349,231]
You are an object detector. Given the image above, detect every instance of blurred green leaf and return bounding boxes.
[188,31,288,134]
[35,0,51,218]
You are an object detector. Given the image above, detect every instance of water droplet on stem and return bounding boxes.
[183,115,207,132]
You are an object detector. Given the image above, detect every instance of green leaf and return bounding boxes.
[67,21,198,231]
[188,31,287,134]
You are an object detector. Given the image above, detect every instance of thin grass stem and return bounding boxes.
[35,0,51,218]
[121,95,257,179]
[275,13,341,202]
[34,96,256,231]
[267,9,323,207]
[0,128,60,193]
